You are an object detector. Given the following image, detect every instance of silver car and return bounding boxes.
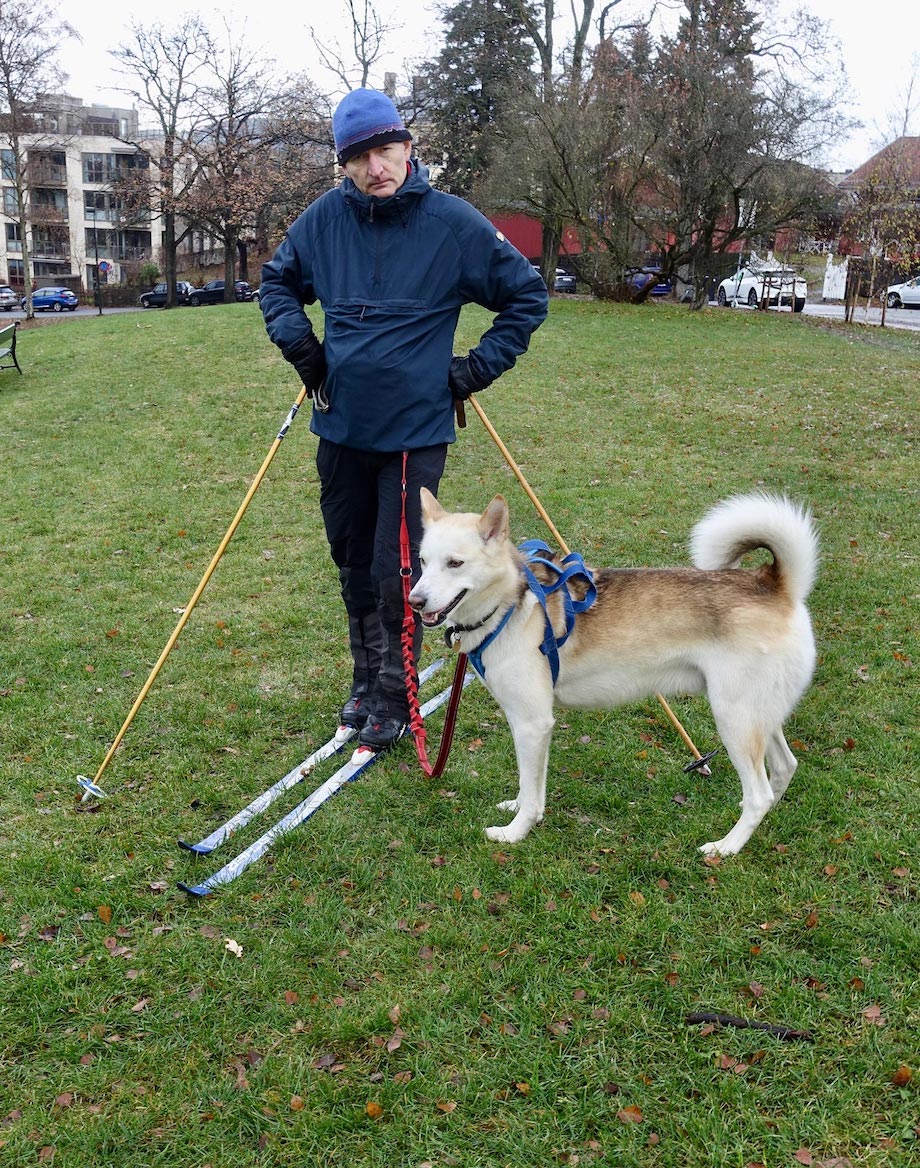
[886,275,920,309]
[0,284,18,311]
[717,266,807,312]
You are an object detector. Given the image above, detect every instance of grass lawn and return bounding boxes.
[0,300,917,1167]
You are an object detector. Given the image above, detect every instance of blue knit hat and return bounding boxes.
[333,88,411,165]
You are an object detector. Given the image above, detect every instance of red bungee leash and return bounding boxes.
[398,452,468,777]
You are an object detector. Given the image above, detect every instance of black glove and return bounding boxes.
[448,354,489,401]
[285,334,326,395]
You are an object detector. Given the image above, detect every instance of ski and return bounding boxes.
[177,658,445,856]
[178,666,473,897]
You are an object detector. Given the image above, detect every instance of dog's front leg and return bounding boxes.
[485,699,554,844]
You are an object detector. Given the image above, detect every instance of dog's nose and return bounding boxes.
[408,589,425,611]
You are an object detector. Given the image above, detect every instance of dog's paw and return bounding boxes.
[698,838,741,858]
[485,820,534,844]
[495,799,519,813]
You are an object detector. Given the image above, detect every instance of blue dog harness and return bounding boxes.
[463,541,597,684]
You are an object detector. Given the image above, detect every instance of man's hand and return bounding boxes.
[285,335,326,395]
[448,354,489,401]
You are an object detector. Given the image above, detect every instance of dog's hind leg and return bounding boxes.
[765,729,798,800]
[485,705,554,844]
[698,720,777,857]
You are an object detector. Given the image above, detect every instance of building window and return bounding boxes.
[3,188,17,215]
[5,222,21,252]
[1,149,16,181]
[82,153,106,183]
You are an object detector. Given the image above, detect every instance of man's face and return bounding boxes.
[343,140,412,198]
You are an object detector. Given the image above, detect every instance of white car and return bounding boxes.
[0,284,18,310]
[885,275,920,309]
[717,266,807,312]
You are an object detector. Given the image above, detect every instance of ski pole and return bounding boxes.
[76,386,310,802]
[466,395,713,774]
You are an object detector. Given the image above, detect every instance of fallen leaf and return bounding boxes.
[284,990,299,1005]
[289,1095,305,1112]
[794,1150,813,1165]
[54,1094,73,1109]
[617,1105,644,1124]
[130,998,150,1013]
[97,906,112,925]
[388,1004,401,1025]
[891,1064,912,1087]
[862,1004,886,1026]
[435,1099,457,1113]
[366,1101,384,1119]
[628,891,646,908]
[224,938,243,958]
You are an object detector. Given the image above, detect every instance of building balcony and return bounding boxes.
[27,164,67,186]
[30,205,69,225]
[31,241,71,260]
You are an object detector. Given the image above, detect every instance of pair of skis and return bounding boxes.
[176,659,472,897]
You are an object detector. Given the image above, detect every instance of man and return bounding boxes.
[260,87,548,752]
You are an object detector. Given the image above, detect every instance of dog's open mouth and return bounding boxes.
[419,590,467,628]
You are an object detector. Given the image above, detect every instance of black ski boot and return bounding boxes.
[338,611,384,736]
[356,616,413,753]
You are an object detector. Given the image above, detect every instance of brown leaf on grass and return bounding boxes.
[97,905,112,925]
[794,1150,813,1165]
[862,1004,886,1026]
[435,1099,457,1113]
[366,1101,384,1119]
[386,1028,405,1053]
[804,911,819,929]
[38,926,60,942]
[393,1070,412,1084]
[311,1052,338,1071]
[617,1105,644,1124]
[284,990,299,1006]
[38,1148,55,1162]
[54,1093,73,1109]
[891,1064,912,1087]
[628,891,646,908]
[388,1004,401,1025]
[289,1095,305,1111]
[130,998,150,1013]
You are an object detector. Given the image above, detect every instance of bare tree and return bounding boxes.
[310,0,397,90]
[111,17,213,307]
[182,28,282,298]
[0,2,77,317]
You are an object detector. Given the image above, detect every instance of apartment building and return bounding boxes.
[0,94,157,292]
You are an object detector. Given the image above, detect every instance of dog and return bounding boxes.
[409,489,818,856]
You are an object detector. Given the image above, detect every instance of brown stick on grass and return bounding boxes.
[686,1012,815,1043]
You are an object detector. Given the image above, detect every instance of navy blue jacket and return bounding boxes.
[260,161,548,452]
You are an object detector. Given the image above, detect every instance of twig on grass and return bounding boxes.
[686,1012,815,1043]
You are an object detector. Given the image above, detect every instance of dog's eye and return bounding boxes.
[447,558,464,570]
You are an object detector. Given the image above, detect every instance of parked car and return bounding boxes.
[189,279,254,305]
[716,265,807,312]
[0,284,18,310]
[22,286,79,312]
[251,287,261,304]
[627,267,673,297]
[553,268,577,293]
[139,281,196,308]
[885,274,920,309]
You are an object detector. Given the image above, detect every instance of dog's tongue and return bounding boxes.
[420,610,444,627]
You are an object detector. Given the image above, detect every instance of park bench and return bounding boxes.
[0,320,22,376]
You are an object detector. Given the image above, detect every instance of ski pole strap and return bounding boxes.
[399,452,465,778]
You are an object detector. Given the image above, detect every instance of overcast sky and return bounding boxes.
[57,0,919,172]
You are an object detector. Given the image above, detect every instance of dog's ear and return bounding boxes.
[420,487,446,524]
[478,495,509,544]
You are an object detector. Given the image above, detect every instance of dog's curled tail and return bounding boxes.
[690,494,818,604]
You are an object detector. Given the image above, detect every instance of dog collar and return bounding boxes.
[443,605,500,650]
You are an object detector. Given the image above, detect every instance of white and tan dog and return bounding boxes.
[409,490,818,856]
